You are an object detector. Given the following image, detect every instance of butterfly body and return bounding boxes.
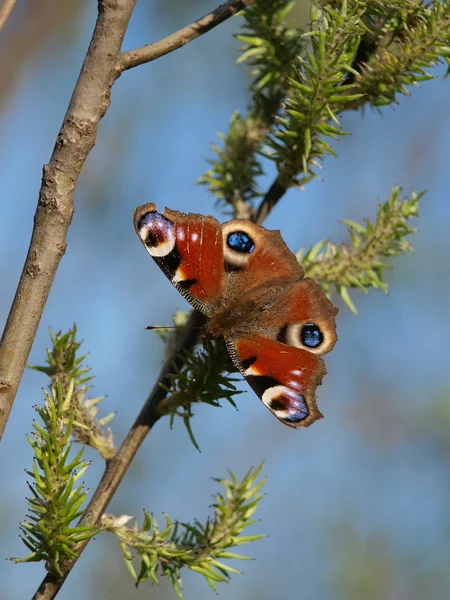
[134,203,338,428]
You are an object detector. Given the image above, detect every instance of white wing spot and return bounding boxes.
[138,216,176,258]
[244,363,263,376]
[146,235,175,257]
[261,385,291,409]
[172,266,187,283]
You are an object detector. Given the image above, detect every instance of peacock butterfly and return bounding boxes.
[134,203,338,428]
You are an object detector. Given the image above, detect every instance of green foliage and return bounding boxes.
[198,111,264,213]
[267,3,365,186]
[29,326,115,459]
[14,329,266,598]
[201,0,450,205]
[175,1,441,435]
[28,325,91,388]
[236,0,305,114]
[199,0,304,210]
[333,0,450,107]
[10,379,99,576]
[159,339,241,450]
[299,186,421,314]
[102,465,266,599]
[11,327,116,573]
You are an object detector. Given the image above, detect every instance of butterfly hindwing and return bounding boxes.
[134,203,225,314]
[227,336,325,428]
[274,278,338,356]
[224,279,338,428]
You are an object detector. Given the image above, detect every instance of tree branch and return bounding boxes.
[254,176,287,225]
[33,195,278,598]
[32,151,283,597]
[31,98,283,600]
[118,0,256,72]
[0,0,139,442]
[0,0,18,34]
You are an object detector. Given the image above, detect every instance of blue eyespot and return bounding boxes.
[301,323,323,348]
[227,231,255,254]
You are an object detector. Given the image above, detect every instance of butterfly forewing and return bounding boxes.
[134,203,225,314]
[220,219,304,299]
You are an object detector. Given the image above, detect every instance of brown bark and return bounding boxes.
[0,0,138,441]
[119,0,256,71]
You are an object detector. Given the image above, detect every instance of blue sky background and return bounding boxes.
[1,2,450,599]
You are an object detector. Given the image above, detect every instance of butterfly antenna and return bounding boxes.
[144,325,203,330]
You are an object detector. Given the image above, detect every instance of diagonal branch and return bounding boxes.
[254,176,287,225]
[34,207,276,598]
[33,137,280,599]
[118,0,256,72]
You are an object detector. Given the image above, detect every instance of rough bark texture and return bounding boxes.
[0,0,136,441]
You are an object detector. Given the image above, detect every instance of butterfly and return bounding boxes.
[134,203,338,428]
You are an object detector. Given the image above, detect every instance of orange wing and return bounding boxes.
[227,335,326,428]
[134,203,225,314]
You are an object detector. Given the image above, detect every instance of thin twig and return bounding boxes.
[0,0,18,34]
[254,176,287,225]
[118,0,256,72]
[31,101,284,598]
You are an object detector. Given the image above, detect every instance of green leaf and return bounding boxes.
[11,328,107,574]
[104,466,266,599]
[302,187,421,313]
